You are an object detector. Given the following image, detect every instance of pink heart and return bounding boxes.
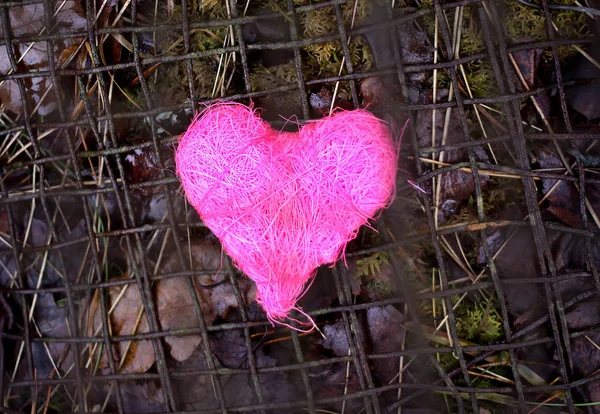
[176,102,397,323]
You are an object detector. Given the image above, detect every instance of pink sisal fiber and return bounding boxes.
[175,102,398,327]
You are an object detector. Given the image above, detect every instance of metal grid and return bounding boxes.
[0,0,599,412]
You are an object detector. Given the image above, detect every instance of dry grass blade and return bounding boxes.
[329,0,360,113]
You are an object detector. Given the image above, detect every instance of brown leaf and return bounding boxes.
[359,77,386,109]
[89,276,203,373]
[315,306,405,410]
[416,105,490,223]
[173,329,296,409]
[511,44,542,90]
[124,148,161,186]
[309,87,333,116]
[565,300,600,331]
[310,362,362,413]
[32,294,72,379]
[0,210,8,233]
[571,333,600,411]
[89,278,155,374]
[120,381,165,413]
[536,148,600,228]
[366,305,406,383]
[89,240,256,373]
[0,1,86,116]
[493,227,545,322]
[58,44,80,66]
[158,239,257,323]
[167,0,175,19]
[318,305,405,383]
[156,276,203,362]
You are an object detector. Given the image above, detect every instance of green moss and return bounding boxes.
[505,1,547,41]
[126,56,217,111]
[505,0,591,41]
[455,299,503,342]
[551,0,591,37]
[350,36,374,70]
[304,37,373,78]
[420,7,494,97]
[299,1,373,77]
[457,7,485,56]
[249,61,303,112]
[436,350,460,372]
[250,61,298,90]
[301,6,340,75]
[444,179,522,229]
[191,0,227,18]
[192,28,227,52]
[420,294,503,344]
[341,0,373,27]
[420,293,461,316]
[366,279,395,299]
[504,0,591,60]
[305,41,340,67]
[460,31,485,56]
[150,30,228,105]
[356,251,390,279]
[302,6,337,38]
[464,59,496,98]
[407,0,588,61]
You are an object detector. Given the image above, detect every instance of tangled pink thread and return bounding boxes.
[175,102,398,328]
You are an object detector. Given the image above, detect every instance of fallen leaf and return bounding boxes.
[365,4,433,81]
[89,240,256,373]
[310,362,362,413]
[571,333,600,411]
[397,23,434,67]
[536,147,600,228]
[170,344,212,407]
[0,210,8,233]
[318,305,405,385]
[58,44,80,67]
[6,294,74,409]
[120,381,165,413]
[155,276,204,362]
[510,41,542,90]
[309,87,333,116]
[416,104,490,223]
[173,328,297,409]
[492,226,545,324]
[318,320,350,357]
[166,0,175,19]
[243,11,292,67]
[565,45,600,120]
[365,305,406,384]
[32,294,72,379]
[124,147,161,186]
[89,273,205,373]
[158,239,256,320]
[0,1,87,116]
[565,299,600,331]
[359,77,394,109]
[89,278,155,374]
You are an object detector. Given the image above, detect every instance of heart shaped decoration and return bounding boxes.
[176,102,397,324]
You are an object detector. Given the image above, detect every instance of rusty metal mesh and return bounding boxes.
[1,0,600,412]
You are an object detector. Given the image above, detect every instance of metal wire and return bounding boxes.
[0,0,599,413]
